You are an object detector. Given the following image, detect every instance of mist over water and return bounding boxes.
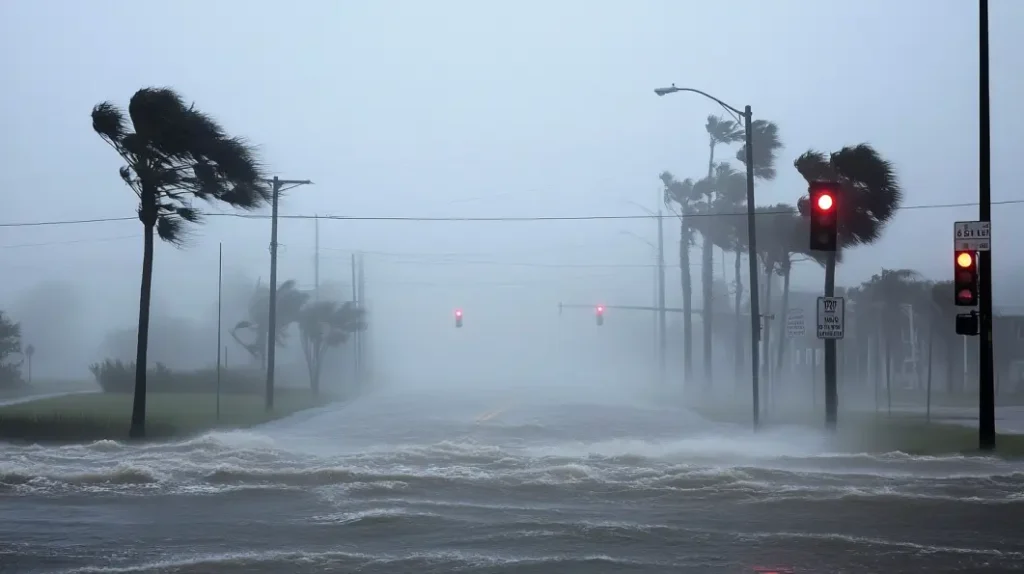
[4,380,1023,573]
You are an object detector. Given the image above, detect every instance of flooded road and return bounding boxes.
[2,387,1023,573]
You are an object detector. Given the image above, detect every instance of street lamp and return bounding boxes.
[655,83,762,429]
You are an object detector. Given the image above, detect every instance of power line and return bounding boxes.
[1,199,1022,229]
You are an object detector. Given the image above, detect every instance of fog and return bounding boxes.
[2,0,1024,406]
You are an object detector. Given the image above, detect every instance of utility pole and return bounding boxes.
[314,215,320,301]
[216,242,223,422]
[358,252,366,384]
[657,210,667,385]
[351,252,359,384]
[265,175,313,411]
[978,0,995,451]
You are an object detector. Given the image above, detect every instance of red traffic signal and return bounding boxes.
[953,251,978,306]
[454,308,463,328]
[808,181,839,252]
[595,304,605,326]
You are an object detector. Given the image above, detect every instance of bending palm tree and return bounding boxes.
[795,144,903,295]
[92,87,270,438]
[661,172,699,381]
[699,117,745,381]
[691,161,746,384]
[298,300,367,395]
[794,144,902,422]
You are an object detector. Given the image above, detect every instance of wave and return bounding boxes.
[57,549,665,574]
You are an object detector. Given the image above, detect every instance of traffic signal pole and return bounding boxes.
[978,0,995,451]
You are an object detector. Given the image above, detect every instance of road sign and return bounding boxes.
[954,220,991,251]
[786,308,805,337]
[816,297,845,340]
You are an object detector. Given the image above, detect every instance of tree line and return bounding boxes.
[659,114,903,389]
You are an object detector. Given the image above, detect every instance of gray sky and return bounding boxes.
[1,0,1022,379]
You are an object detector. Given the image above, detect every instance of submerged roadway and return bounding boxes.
[2,385,1023,573]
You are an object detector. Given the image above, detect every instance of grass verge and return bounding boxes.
[691,405,1024,457]
[0,389,333,444]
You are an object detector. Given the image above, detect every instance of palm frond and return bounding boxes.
[736,120,782,181]
[705,115,744,145]
[93,86,270,248]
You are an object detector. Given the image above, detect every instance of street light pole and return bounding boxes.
[657,210,667,385]
[265,175,313,411]
[655,84,761,429]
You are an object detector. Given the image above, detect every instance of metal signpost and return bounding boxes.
[816,296,845,429]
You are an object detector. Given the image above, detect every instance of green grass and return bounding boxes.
[0,389,333,444]
[690,404,1024,458]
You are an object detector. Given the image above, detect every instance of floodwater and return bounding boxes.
[2,387,1023,573]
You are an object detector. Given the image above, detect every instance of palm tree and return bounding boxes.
[690,161,746,384]
[92,87,270,438]
[298,300,367,395]
[232,279,309,368]
[660,172,699,381]
[794,144,903,296]
[858,269,922,413]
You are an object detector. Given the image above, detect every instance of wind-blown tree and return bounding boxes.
[858,269,923,413]
[720,119,784,380]
[0,311,23,388]
[698,117,744,382]
[794,144,903,296]
[298,300,367,395]
[661,172,699,380]
[92,87,270,438]
[690,161,746,384]
[232,279,309,368]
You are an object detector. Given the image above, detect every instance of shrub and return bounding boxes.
[89,359,264,394]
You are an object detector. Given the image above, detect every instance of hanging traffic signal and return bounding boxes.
[454,309,463,328]
[808,181,839,252]
[595,305,605,326]
[954,251,978,306]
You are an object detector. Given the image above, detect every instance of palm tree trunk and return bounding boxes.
[733,250,743,382]
[311,345,322,396]
[774,261,792,384]
[884,328,893,416]
[702,236,713,386]
[130,222,156,439]
[679,223,693,383]
[926,328,934,423]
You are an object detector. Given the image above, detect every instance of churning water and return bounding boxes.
[2,388,1023,573]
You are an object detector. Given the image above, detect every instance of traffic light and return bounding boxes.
[808,181,839,252]
[954,250,978,306]
[454,309,463,328]
[596,304,605,326]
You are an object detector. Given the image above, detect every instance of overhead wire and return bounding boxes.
[1,199,1022,229]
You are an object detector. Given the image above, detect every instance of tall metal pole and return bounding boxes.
[824,253,838,430]
[657,210,667,385]
[351,253,359,383]
[216,242,222,422]
[264,175,313,411]
[314,215,320,301]
[978,0,995,451]
[358,253,366,384]
[743,105,761,430]
[266,177,281,411]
